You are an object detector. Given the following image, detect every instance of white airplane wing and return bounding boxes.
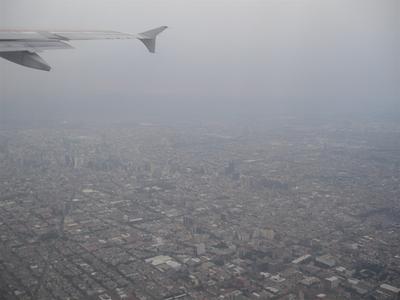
[0,26,167,71]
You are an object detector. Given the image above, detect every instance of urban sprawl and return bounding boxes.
[0,119,399,300]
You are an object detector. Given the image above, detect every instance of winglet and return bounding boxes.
[137,26,168,53]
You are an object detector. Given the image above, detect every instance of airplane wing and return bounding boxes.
[0,26,167,71]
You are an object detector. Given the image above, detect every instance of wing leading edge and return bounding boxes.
[0,26,167,71]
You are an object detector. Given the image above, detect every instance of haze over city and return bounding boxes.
[1,0,399,123]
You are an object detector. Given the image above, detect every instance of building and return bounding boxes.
[195,243,206,256]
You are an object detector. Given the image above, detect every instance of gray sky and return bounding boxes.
[1,0,399,123]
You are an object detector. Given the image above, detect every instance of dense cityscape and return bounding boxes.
[0,119,399,300]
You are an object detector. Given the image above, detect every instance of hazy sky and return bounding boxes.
[0,0,399,123]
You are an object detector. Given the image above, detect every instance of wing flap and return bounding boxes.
[0,40,73,52]
[51,31,135,40]
[0,31,133,41]
[0,31,45,40]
